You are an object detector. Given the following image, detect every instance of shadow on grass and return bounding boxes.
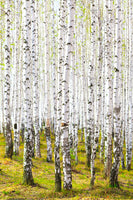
[12,156,23,164]
[94,184,133,199]
[32,182,48,189]
[8,199,25,200]
[0,170,12,178]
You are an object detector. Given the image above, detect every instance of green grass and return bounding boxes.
[0,133,133,200]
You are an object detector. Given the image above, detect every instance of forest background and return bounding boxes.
[0,0,133,199]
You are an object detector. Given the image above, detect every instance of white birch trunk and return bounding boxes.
[4,0,13,158]
[23,0,34,185]
[61,0,74,190]
[44,0,52,162]
[31,0,41,158]
[51,0,57,133]
[104,0,113,178]
[14,0,20,156]
[54,0,68,191]
[125,0,133,171]
[110,0,121,187]
[90,0,98,186]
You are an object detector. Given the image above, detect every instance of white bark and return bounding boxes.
[23,0,34,185]
[125,0,133,171]
[31,0,41,158]
[104,0,113,178]
[14,0,21,156]
[110,0,121,187]
[61,0,75,190]
[90,0,98,186]
[44,0,52,162]
[4,0,13,158]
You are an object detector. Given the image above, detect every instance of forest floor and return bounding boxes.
[0,131,133,200]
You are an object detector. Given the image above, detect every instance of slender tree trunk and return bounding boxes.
[23,0,34,185]
[61,0,75,190]
[90,0,98,186]
[104,0,113,178]
[14,0,21,156]
[31,0,41,158]
[54,0,66,192]
[110,0,121,187]
[4,0,13,159]
[44,0,52,162]
[125,0,133,171]
[51,0,57,134]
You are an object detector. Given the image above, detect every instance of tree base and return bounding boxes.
[63,183,72,190]
[90,177,95,187]
[23,172,34,186]
[86,155,91,168]
[45,127,52,162]
[127,164,131,171]
[109,166,120,188]
[55,173,61,192]
[5,142,13,159]
[109,181,120,188]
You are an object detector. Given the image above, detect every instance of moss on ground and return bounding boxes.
[0,133,133,200]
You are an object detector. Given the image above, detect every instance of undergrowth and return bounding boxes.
[0,132,133,200]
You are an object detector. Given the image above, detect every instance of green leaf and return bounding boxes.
[0,63,5,66]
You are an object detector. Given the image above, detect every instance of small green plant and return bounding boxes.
[15,190,20,194]
[2,190,9,195]
[70,148,75,160]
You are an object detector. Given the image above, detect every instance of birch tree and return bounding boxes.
[104,0,113,178]
[51,0,57,133]
[31,0,41,158]
[0,1,5,135]
[54,0,66,192]
[90,0,98,186]
[44,0,52,162]
[61,0,75,190]
[14,0,21,156]
[125,0,133,171]
[110,0,121,187]
[23,0,34,185]
[4,0,13,158]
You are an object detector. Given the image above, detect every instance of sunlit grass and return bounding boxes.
[0,132,133,199]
